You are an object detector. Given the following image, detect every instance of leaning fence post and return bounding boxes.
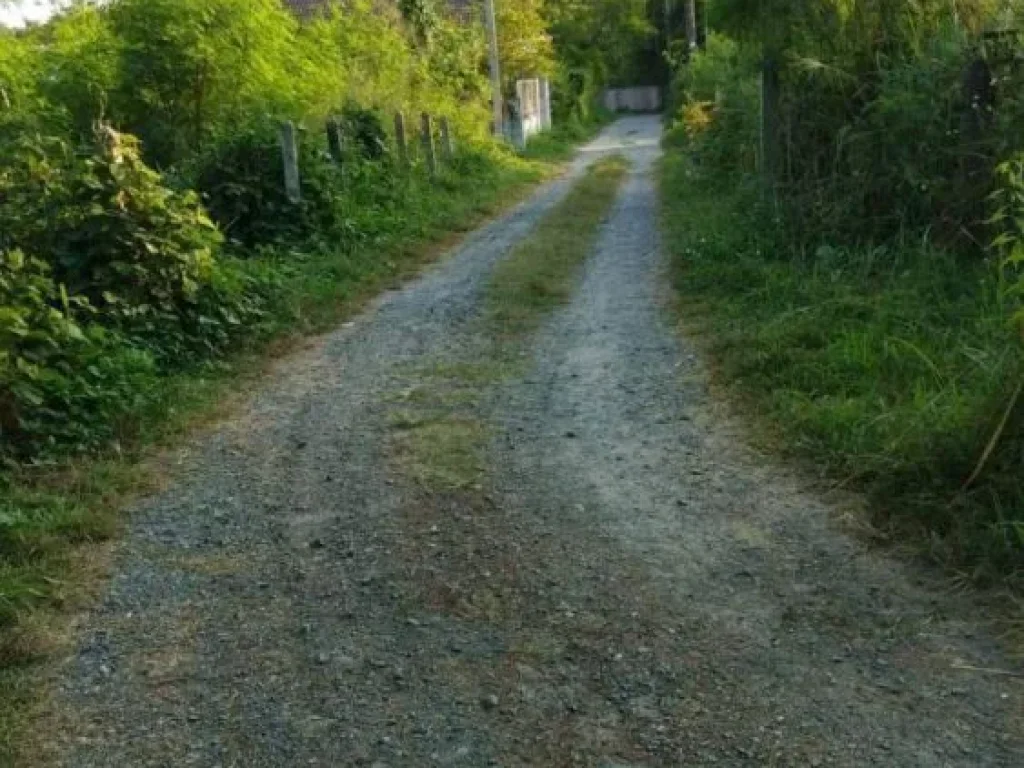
[539,79,552,130]
[439,117,455,163]
[279,121,301,203]
[394,112,409,166]
[326,116,344,164]
[421,112,437,178]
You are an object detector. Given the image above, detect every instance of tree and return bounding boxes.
[544,0,654,84]
[107,0,302,167]
[541,0,654,120]
[496,0,555,85]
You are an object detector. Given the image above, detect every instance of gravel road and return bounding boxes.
[48,116,1022,767]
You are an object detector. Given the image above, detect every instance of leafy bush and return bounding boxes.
[192,123,365,250]
[665,34,760,173]
[105,0,305,168]
[338,105,390,160]
[0,126,270,365]
[0,251,158,458]
[665,5,1017,243]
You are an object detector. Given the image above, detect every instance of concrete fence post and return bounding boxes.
[326,117,344,164]
[439,117,455,163]
[279,120,301,204]
[511,109,525,150]
[394,112,409,166]
[540,79,552,130]
[420,113,437,178]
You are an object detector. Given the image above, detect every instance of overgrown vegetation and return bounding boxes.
[662,1,1024,581]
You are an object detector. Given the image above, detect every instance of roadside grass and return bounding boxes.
[0,151,552,764]
[519,114,614,163]
[658,153,1024,585]
[487,156,630,338]
[390,155,630,496]
[393,416,490,491]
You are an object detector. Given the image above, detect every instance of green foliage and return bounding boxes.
[544,0,656,120]
[338,105,389,159]
[498,0,556,85]
[107,0,304,167]
[425,14,488,106]
[0,26,55,141]
[665,33,760,172]
[991,153,1024,334]
[36,4,122,138]
[0,127,249,359]
[675,2,1022,245]
[193,124,351,249]
[398,0,441,47]
[545,0,654,82]
[0,250,158,458]
[660,155,1024,580]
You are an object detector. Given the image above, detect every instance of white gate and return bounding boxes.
[508,78,553,149]
[603,87,663,113]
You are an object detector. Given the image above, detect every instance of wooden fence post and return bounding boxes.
[394,112,409,166]
[421,113,437,178]
[326,116,344,164]
[279,120,301,203]
[439,117,455,163]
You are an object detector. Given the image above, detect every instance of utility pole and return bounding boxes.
[664,0,673,52]
[483,0,504,137]
[684,0,698,52]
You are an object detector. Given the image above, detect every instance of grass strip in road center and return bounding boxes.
[486,156,630,339]
[390,156,630,494]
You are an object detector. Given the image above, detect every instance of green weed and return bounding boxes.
[388,154,630,495]
[487,156,630,337]
[659,153,1024,584]
[519,114,613,163]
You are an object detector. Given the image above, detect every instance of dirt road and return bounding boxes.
[52,116,1022,766]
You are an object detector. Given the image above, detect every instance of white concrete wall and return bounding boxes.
[509,78,552,149]
[603,87,663,113]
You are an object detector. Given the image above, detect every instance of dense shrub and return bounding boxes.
[192,122,386,250]
[0,251,158,458]
[337,106,390,160]
[662,3,1024,577]
[671,3,1022,246]
[665,33,760,173]
[0,127,260,360]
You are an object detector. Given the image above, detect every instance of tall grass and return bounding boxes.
[660,154,1024,583]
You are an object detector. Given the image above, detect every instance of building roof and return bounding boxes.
[282,0,331,18]
[283,0,476,21]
